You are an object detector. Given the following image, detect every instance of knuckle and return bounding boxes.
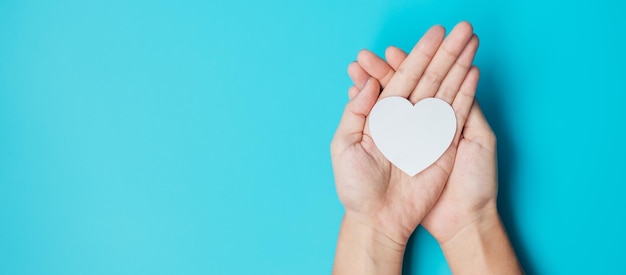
[437,84,457,101]
[439,44,457,59]
[416,44,437,59]
[455,59,472,71]
[396,66,420,82]
[485,131,497,146]
[330,138,342,156]
[423,69,445,85]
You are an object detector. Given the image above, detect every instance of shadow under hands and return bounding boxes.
[402,232,417,274]
[478,63,535,275]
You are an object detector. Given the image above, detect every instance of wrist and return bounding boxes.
[426,200,499,245]
[438,205,522,275]
[438,203,500,249]
[333,212,407,275]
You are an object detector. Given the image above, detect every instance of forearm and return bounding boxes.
[440,206,522,275]
[333,213,406,275]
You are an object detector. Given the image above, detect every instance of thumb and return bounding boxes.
[462,101,496,147]
[332,78,380,151]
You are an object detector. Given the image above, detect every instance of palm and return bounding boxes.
[332,22,479,242]
[421,107,497,241]
[333,116,458,239]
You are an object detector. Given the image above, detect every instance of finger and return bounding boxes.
[435,34,479,104]
[409,21,474,103]
[348,85,360,100]
[381,25,445,99]
[357,49,395,88]
[348,61,370,89]
[462,101,494,144]
[384,46,407,71]
[451,66,480,145]
[333,78,381,149]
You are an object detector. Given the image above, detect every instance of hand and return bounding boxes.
[332,21,479,247]
[347,35,497,245]
[348,29,523,275]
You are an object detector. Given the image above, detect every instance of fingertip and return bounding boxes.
[348,85,360,100]
[347,61,369,89]
[385,45,398,53]
[347,61,359,76]
[470,34,479,46]
[360,77,372,92]
[419,24,446,49]
[455,20,474,34]
[348,77,379,115]
[385,45,407,57]
[364,78,381,107]
[465,35,479,54]
[471,66,480,89]
[429,24,446,36]
[471,65,480,78]
[366,77,380,90]
[357,49,383,73]
[385,46,408,70]
[466,65,480,84]
[357,49,374,62]
[385,46,395,57]
[357,77,379,101]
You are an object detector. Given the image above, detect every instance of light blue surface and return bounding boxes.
[1,0,625,274]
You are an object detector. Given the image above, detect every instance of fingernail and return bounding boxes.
[362,77,371,90]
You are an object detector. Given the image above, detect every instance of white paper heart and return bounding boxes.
[368,97,456,177]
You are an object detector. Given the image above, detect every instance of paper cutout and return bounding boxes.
[368,97,456,177]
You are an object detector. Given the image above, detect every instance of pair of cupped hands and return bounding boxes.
[331,21,498,255]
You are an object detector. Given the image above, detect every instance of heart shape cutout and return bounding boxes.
[368,97,456,177]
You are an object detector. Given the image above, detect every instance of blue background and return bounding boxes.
[1,0,624,274]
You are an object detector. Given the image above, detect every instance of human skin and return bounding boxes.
[338,24,523,274]
[331,21,480,274]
